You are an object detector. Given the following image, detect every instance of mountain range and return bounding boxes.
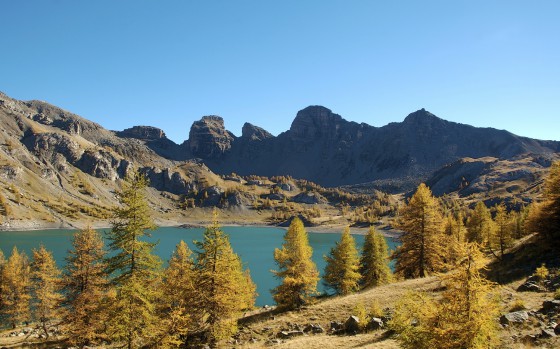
[0,90,558,229]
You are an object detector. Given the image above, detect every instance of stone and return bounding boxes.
[555,323,560,335]
[541,300,560,313]
[278,330,304,339]
[366,317,384,331]
[330,321,344,332]
[518,281,547,292]
[345,315,361,334]
[541,328,556,338]
[303,323,324,334]
[500,311,529,325]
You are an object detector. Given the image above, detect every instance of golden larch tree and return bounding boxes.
[272,217,319,309]
[323,227,361,295]
[490,203,513,259]
[390,242,499,349]
[466,201,494,245]
[195,211,256,344]
[63,227,109,346]
[156,240,196,348]
[360,226,393,288]
[105,171,162,349]
[393,183,447,278]
[31,245,64,339]
[526,161,560,246]
[1,246,31,329]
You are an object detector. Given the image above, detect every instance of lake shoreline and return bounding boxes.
[0,218,401,239]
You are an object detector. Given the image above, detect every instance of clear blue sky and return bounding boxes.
[1,1,559,143]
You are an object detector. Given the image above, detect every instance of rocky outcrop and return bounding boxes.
[242,123,273,141]
[292,191,328,204]
[22,132,84,164]
[188,116,235,159]
[141,167,195,195]
[119,126,167,140]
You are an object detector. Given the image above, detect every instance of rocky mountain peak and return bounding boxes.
[241,123,273,141]
[403,108,444,125]
[289,106,344,139]
[119,126,167,140]
[188,115,235,158]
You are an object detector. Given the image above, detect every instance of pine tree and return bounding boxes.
[444,211,467,264]
[1,247,31,329]
[466,201,494,245]
[105,171,162,349]
[360,226,392,288]
[0,249,5,316]
[156,240,196,347]
[390,242,499,349]
[393,183,447,278]
[195,211,256,344]
[63,227,109,346]
[526,161,560,246]
[323,227,361,295]
[31,245,63,339]
[272,217,319,309]
[490,204,512,259]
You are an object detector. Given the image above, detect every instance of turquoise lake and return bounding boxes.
[0,226,399,306]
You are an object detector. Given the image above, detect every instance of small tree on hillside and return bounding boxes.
[393,183,447,278]
[63,227,109,346]
[360,226,392,288]
[390,242,499,349]
[323,227,361,295]
[272,217,319,309]
[490,204,513,259]
[31,245,64,339]
[466,201,494,245]
[526,161,560,246]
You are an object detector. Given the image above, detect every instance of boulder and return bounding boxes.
[518,281,547,292]
[330,321,344,332]
[292,191,327,204]
[366,317,384,331]
[345,315,361,334]
[303,323,324,334]
[555,323,560,335]
[500,311,529,325]
[541,328,556,338]
[541,300,560,313]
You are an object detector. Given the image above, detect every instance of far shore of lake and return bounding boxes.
[0,217,401,239]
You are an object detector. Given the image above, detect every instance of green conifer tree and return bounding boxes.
[323,227,361,295]
[195,211,256,344]
[360,226,392,288]
[393,183,447,278]
[63,227,109,346]
[105,171,162,349]
[31,245,64,339]
[272,217,319,309]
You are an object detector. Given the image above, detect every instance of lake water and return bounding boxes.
[0,226,399,306]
